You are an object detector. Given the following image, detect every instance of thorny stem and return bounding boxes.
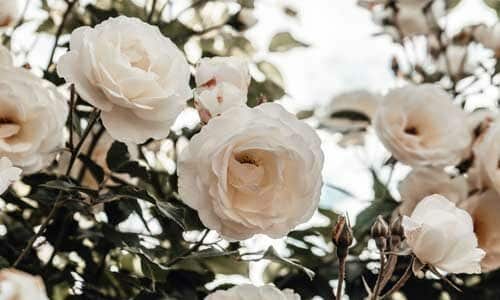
[380,256,414,299]
[46,0,78,72]
[336,257,346,300]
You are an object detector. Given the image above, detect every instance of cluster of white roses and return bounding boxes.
[326,83,500,274]
[0,12,324,298]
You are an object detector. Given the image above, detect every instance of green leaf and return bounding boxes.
[269,32,309,52]
[296,110,314,120]
[78,154,105,184]
[352,170,397,254]
[257,61,284,86]
[329,110,371,123]
[106,141,149,180]
[247,79,285,106]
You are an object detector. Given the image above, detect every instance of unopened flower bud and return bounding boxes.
[390,216,405,248]
[371,215,389,251]
[332,215,353,259]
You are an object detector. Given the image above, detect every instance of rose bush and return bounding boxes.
[57,16,191,144]
[178,102,324,240]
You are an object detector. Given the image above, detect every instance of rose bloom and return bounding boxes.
[0,0,19,27]
[403,194,485,274]
[57,16,191,144]
[0,269,48,300]
[468,118,500,195]
[474,23,500,57]
[194,56,250,123]
[0,157,21,194]
[205,284,300,300]
[374,84,471,166]
[317,90,381,146]
[178,103,324,240]
[0,60,68,173]
[460,190,500,272]
[398,167,467,216]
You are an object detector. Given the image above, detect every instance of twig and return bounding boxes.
[165,230,209,267]
[147,0,158,23]
[46,0,78,71]
[381,256,414,299]
[68,85,76,152]
[65,109,100,177]
[13,197,62,267]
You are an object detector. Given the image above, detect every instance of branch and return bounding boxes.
[46,0,78,71]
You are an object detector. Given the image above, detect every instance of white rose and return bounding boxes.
[468,119,500,194]
[0,157,21,194]
[374,84,471,166]
[0,66,68,173]
[0,269,48,300]
[0,45,12,66]
[205,284,300,300]
[460,190,500,272]
[57,16,191,144]
[396,0,430,37]
[178,103,324,240]
[194,56,250,122]
[474,23,500,57]
[403,194,485,274]
[0,0,19,27]
[398,167,467,216]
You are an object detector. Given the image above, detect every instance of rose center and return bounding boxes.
[235,153,259,166]
[404,126,419,135]
[123,44,151,71]
[0,117,21,139]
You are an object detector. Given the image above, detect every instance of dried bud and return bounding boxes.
[371,215,389,251]
[332,215,353,259]
[390,216,405,248]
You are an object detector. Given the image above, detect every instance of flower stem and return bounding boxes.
[46,0,77,72]
[380,256,414,299]
[147,0,158,22]
[336,257,346,300]
[371,252,386,300]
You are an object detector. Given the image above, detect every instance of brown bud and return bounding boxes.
[389,216,405,248]
[371,215,389,251]
[332,215,353,259]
